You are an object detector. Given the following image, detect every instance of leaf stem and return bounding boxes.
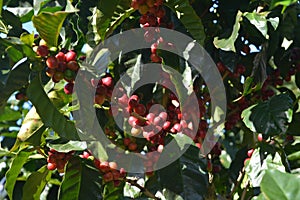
[125,178,160,200]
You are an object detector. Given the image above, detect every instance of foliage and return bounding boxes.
[0,0,300,199]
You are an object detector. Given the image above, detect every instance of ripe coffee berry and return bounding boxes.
[46,56,58,69]
[36,45,49,57]
[65,51,77,62]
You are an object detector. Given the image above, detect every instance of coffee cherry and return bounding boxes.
[123,138,131,146]
[65,51,77,62]
[146,113,155,123]
[162,121,171,130]
[103,172,114,182]
[247,149,254,157]
[151,43,158,54]
[52,71,64,83]
[64,82,74,95]
[138,4,149,14]
[46,67,56,77]
[15,92,27,101]
[257,133,263,142]
[128,116,139,127]
[244,158,251,166]
[150,53,161,63]
[57,61,67,72]
[64,69,76,82]
[158,112,167,121]
[131,127,142,136]
[94,94,105,105]
[101,76,114,88]
[128,95,139,108]
[133,104,147,116]
[55,52,66,62]
[36,45,49,57]
[46,56,58,69]
[153,116,163,126]
[109,162,118,170]
[47,162,57,170]
[99,161,110,173]
[128,142,138,151]
[67,61,79,71]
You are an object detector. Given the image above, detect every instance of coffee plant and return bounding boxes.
[0,0,300,199]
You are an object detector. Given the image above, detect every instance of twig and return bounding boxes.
[227,168,246,199]
[125,178,160,200]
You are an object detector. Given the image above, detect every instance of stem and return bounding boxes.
[227,168,246,199]
[125,178,160,200]
[36,147,47,158]
[0,0,3,16]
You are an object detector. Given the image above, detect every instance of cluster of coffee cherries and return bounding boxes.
[35,43,79,95]
[47,149,74,173]
[131,0,175,63]
[91,75,114,105]
[80,151,127,186]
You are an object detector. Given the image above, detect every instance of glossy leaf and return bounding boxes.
[213,11,243,52]
[245,148,285,187]
[58,157,102,200]
[18,89,73,146]
[0,106,22,122]
[158,145,208,199]
[260,169,300,199]
[5,151,31,200]
[32,7,78,47]
[47,139,87,153]
[26,77,79,140]
[286,112,300,136]
[270,0,298,11]
[22,165,52,200]
[17,107,45,145]
[241,93,293,135]
[165,0,205,45]
[0,57,30,109]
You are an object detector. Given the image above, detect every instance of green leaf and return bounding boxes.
[32,8,77,47]
[0,18,8,34]
[17,107,45,145]
[0,147,14,157]
[244,12,268,38]
[165,0,205,45]
[20,32,35,46]
[47,139,87,153]
[103,181,125,199]
[6,46,23,62]
[245,148,285,187]
[5,151,31,200]
[0,106,22,122]
[260,169,300,199]
[287,150,300,161]
[213,11,243,52]
[26,77,79,140]
[58,157,102,200]
[158,145,208,199]
[87,1,133,47]
[0,58,30,109]
[286,112,300,136]
[241,93,293,135]
[269,0,298,11]
[243,76,254,96]
[22,165,52,200]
